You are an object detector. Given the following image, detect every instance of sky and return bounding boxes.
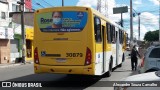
[31,0,160,41]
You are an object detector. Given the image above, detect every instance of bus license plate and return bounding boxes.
[56,58,66,62]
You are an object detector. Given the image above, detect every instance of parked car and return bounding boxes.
[138,45,160,73]
[114,71,160,90]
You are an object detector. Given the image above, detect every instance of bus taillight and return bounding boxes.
[85,47,92,65]
[34,47,39,64]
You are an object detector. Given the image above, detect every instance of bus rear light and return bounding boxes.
[34,47,39,64]
[85,47,92,65]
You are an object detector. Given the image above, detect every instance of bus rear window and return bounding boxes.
[37,11,88,32]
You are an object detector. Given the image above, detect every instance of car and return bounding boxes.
[138,45,160,73]
[114,71,160,90]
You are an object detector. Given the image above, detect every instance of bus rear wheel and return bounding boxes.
[106,59,113,77]
[118,63,122,67]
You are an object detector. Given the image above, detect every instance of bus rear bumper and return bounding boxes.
[34,64,94,75]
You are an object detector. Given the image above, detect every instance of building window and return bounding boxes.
[25,7,30,12]
[12,4,19,12]
[1,12,6,19]
[0,0,7,3]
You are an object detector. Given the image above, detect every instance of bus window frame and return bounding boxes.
[111,25,116,44]
[122,30,124,44]
[116,30,118,43]
[127,33,129,42]
[94,16,102,43]
[119,29,122,44]
[106,22,111,43]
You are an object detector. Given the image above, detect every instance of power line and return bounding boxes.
[32,2,41,8]
[36,3,45,8]
[41,0,53,7]
[32,5,39,10]
[32,1,45,8]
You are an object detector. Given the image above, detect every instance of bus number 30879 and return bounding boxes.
[66,53,83,57]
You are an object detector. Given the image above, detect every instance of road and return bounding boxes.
[0,51,140,90]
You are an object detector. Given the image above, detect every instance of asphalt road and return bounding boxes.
[0,51,140,90]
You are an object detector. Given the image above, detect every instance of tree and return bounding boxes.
[144,30,159,41]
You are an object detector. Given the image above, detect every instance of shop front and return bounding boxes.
[0,27,14,64]
[26,28,34,61]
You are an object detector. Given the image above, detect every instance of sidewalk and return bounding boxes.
[0,61,33,68]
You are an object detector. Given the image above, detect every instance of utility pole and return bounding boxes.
[159,0,160,42]
[133,9,141,41]
[138,13,141,40]
[130,0,133,45]
[97,0,107,17]
[18,0,26,64]
[121,13,123,27]
[97,0,101,12]
[62,0,64,6]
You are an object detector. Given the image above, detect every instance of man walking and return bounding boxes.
[131,45,140,71]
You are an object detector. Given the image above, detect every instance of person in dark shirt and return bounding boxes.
[131,45,141,71]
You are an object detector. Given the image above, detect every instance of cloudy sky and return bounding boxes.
[32,0,159,40]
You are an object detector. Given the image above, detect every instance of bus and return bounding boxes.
[34,6,128,77]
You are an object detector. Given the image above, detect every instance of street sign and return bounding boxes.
[113,6,128,14]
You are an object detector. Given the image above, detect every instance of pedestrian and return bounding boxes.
[131,45,141,71]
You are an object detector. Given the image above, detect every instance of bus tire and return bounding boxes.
[122,53,125,62]
[106,57,113,77]
[118,53,124,68]
[118,63,122,67]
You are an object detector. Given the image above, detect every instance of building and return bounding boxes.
[0,0,14,64]
[9,0,34,63]
[25,0,32,11]
[0,0,33,64]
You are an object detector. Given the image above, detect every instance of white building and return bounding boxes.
[0,0,14,64]
[8,0,33,63]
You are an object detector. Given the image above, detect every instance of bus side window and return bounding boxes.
[94,16,102,42]
[106,23,111,43]
[119,29,122,44]
[110,25,113,42]
[122,30,124,44]
[112,26,115,43]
